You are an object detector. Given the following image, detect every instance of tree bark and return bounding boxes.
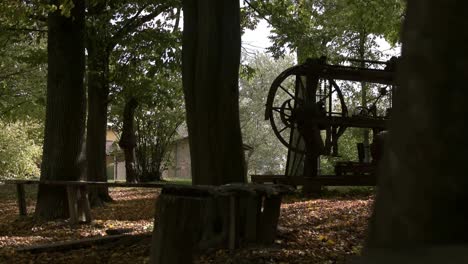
[119,97,139,183]
[365,0,468,253]
[35,0,86,220]
[182,0,246,185]
[86,22,113,206]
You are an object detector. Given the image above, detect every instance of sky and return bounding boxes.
[241,19,401,61]
[242,20,272,53]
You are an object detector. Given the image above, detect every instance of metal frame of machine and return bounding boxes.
[263,56,397,191]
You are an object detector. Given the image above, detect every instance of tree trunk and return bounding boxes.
[35,0,86,220]
[119,97,139,183]
[365,0,468,255]
[86,20,113,206]
[182,0,246,185]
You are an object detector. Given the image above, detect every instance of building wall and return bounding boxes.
[106,128,193,181]
[162,137,192,179]
[105,129,126,181]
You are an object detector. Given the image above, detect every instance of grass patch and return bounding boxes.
[164,178,192,185]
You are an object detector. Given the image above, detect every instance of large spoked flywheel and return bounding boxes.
[264,63,348,156]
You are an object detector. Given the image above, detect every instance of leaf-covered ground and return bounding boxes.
[0,184,374,264]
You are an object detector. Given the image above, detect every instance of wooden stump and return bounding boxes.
[150,186,231,264]
[258,195,282,244]
[149,184,293,264]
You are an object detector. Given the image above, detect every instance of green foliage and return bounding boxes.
[246,0,405,60]
[0,1,47,123]
[240,53,295,175]
[0,122,42,179]
[132,71,184,182]
[109,37,184,181]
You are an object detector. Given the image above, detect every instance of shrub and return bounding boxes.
[0,122,41,179]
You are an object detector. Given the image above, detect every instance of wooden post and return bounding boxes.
[67,186,79,225]
[77,186,92,223]
[16,184,27,216]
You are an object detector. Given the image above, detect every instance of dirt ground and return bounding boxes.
[0,184,373,264]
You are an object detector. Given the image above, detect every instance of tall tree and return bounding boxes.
[85,1,178,205]
[182,0,246,185]
[118,97,139,183]
[35,0,86,220]
[239,53,294,175]
[364,0,468,258]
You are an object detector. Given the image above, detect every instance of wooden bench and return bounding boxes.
[1,180,167,224]
[251,174,376,187]
[250,174,300,185]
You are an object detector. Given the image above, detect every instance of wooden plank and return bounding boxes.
[1,179,167,188]
[295,63,396,85]
[43,180,167,188]
[16,184,27,216]
[2,180,40,185]
[16,233,151,254]
[306,176,376,186]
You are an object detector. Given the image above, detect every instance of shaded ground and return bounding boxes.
[0,184,373,264]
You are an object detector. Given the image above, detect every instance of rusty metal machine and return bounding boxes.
[263,56,397,191]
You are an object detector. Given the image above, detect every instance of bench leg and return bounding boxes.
[77,186,92,223]
[16,184,27,217]
[67,186,79,225]
[67,186,92,225]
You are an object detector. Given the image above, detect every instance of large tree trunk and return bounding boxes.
[364,0,468,257]
[182,0,246,185]
[119,97,139,183]
[35,0,86,220]
[86,17,113,206]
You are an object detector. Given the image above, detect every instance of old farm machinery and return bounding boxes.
[255,56,397,191]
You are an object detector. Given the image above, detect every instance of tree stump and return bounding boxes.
[150,185,231,264]
[150,184,294,264]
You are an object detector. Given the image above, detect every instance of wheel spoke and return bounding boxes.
[278,126,289,134]
[272,107,292,117]
[279,85,298,101]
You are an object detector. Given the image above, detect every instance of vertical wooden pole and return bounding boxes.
[67,186,78,225]
[78,185,92,223]
[16,184,27,216]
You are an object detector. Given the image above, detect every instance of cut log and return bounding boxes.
[258,195,282,244]
[150,184,293,264]
[150,187,231,264]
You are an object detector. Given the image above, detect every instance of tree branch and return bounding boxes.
[244,0,273,25]
[109,3,171,49]
[0,27,47,33]
[0,100,32,115]
[0,68,38,81]
[172,7,181,34]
